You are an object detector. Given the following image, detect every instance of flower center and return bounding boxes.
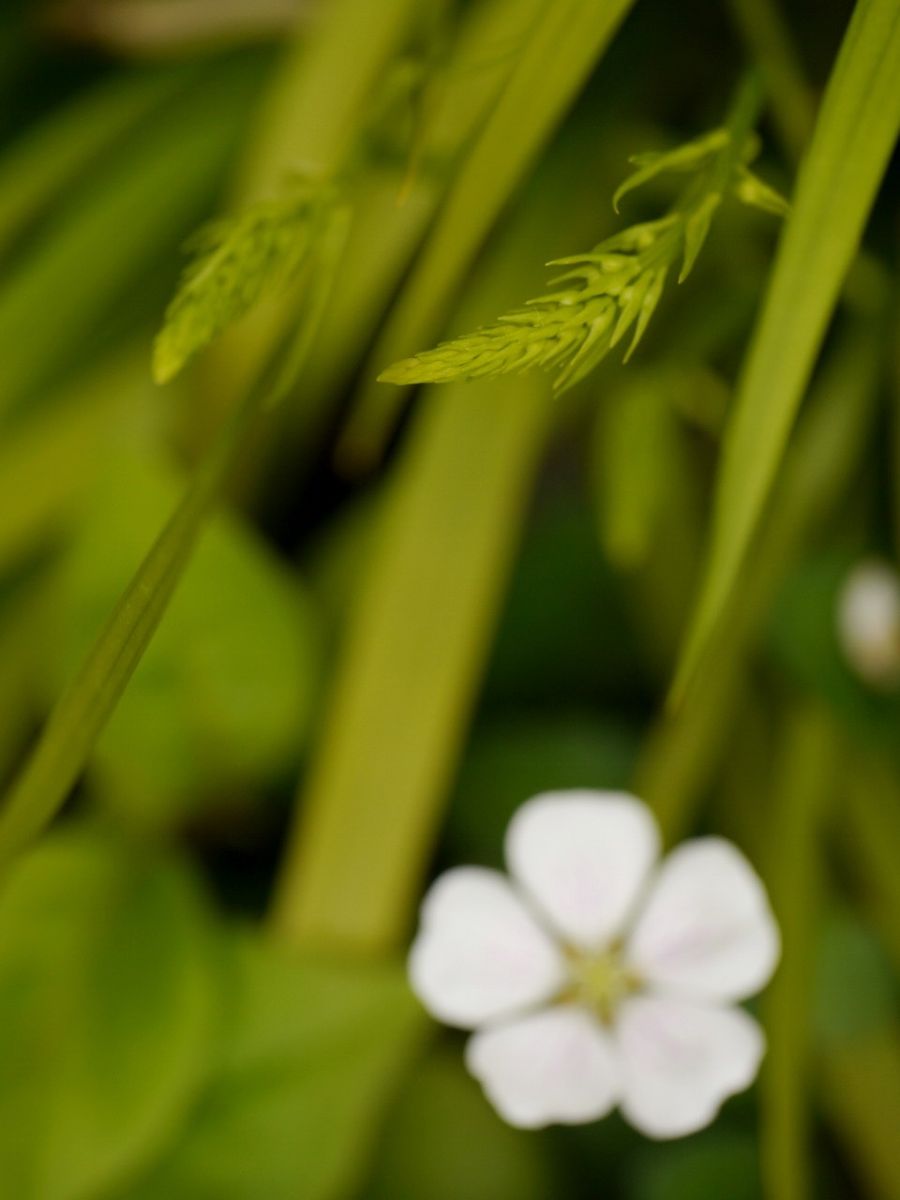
[567,947,640,1023]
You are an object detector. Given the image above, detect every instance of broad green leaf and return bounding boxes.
[45,451,319,828]
[674,0,900,701]
[0,826,221,1200]
[130,936,423,1200]
[364,1049,557,1200]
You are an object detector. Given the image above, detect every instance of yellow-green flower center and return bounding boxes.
[568,948,640,1023]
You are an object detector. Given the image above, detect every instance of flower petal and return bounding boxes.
[627,838,780,1002]
[616,995,764,1139]
[505,791,660,951]
[466,1005,620,1128]
[409,867,566,1028]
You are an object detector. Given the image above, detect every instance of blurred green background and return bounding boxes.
[0,0,898,1197]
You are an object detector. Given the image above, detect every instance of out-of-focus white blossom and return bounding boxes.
[837,560,900,690]
[409,791,779,1138]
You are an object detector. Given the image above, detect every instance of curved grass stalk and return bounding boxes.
[672,0,900,706]
[0,395,254,866]
[0,217,347,867]
[761,705,836,1200]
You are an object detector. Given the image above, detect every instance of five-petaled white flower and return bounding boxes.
[409,790,780,1138]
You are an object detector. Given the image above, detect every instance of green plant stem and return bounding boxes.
[0,270,334,867]
[705,72,764,194]
[726,0,815,160]
[639,72,762,263]
[0,392,257,867]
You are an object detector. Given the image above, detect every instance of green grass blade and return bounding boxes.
[268,109,635,953]
[760,705,835,1200]
[726,0,815,160]
[337,0,637,469]
[234,0,420,202]
[637,315,881,840]
[271,372,552,952]
[0,195,342,864]
[672,0,900,704]
[820,1025,900,1200]
[843,754,900,972]
[0,387,258,868]
[268,134,620,948]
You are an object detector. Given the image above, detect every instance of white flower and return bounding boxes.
[837,559,900,690]
[409,790,779,1138]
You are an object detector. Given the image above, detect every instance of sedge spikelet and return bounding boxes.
[153,175,338,385]
[380,219,677,392]
[380,100,786,392]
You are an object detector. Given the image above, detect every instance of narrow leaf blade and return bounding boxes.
[673,0,900,702]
